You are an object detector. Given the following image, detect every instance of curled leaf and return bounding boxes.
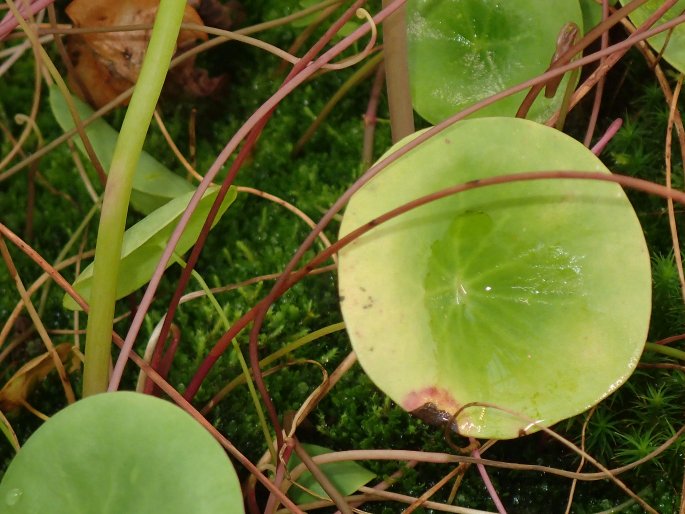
[0,344,77,415]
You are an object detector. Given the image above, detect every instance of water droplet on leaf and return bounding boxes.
[5,488,22,506]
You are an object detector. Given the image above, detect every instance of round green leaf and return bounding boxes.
[619,0,685,73]
[407,0,583,123]
[338,118,651,439]
[0,392,244,513]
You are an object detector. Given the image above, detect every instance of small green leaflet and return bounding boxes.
[49,86,194,214]
[287,443,376,504]
[63,185,236,310]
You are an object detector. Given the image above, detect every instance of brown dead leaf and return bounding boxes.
[66,35,132,110]
[0,343,79,414]
[65,0,223,108]
[190,0,245,30]
[165,62,226,98]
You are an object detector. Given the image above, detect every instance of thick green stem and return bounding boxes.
[644,342,685,361]
[82,0,187,397]
[382,0,414,142]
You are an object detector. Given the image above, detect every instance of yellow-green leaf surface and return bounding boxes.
[63,185,236,310]
[619,0,685,73]
[338,118,651,439]
[49,86,194,214]
[407,0,583,123]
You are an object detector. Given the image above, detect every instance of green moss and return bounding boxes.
[3,3,685,511]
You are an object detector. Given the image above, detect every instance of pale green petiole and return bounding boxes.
[644,342,685,362]
[82,0,187,397]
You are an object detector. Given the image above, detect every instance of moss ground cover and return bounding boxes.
[2,1,685,512]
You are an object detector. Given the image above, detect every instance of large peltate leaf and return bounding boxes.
[63,185,236,310]
[338,118,651,439]
[407,0,583,123]
[0,392,244,513]
[49,86,194,214]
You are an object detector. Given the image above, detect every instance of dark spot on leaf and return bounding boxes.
[410,402,458,431]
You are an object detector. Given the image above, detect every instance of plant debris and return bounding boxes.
[65,0,227,108]
[0,344,78,414]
